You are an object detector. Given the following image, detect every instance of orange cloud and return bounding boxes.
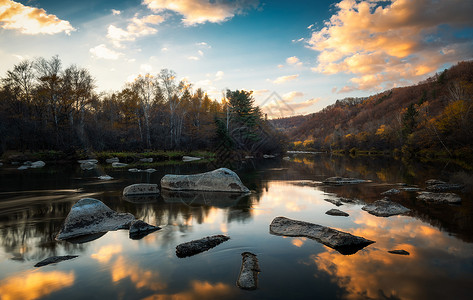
[0,0,74,35]
[309,0,473,92]
[0,270,75,300]
[111,256,167,291]
[272,74,299,84]
[107,14,165,47]
[144,0,259,26]
[143,280,232,300]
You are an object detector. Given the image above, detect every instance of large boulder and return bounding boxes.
[237,252,260,290]
[176,235,230,258]
[161,168,250,193]
[417,192,461,204]
[361,198,410,217]
[123,184,160,196]
[56,198,135,240]
[269,217,374,255]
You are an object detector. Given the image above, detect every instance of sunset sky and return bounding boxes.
[1,0,472,117]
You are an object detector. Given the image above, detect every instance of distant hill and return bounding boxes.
[271,61,473,159]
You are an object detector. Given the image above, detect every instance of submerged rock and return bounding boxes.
[324,198,343,206]
[123,183,160,196]
[129,220,160,239]
[176,235,230,258]
[34,255,78,267]
[417,192,461,204]
[237,252,260,290]
[426,183,464,192]
[323,177,367,185]
[182,156,201,162]
[362,198,410,217]
[381,188,401,195]
[161,168,250,193]
[388,249,410,255]
[105,157,119,163]
[56,198,135,240]
[325,209,349,217]
[269,216,374,255]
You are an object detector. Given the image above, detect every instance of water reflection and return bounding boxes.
[0,270,75,300]
[143,281,233,300]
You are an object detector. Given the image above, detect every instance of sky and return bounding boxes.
[1,0,472,118]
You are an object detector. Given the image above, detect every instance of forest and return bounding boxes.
[0,56,283,160]
[274,61,473,161]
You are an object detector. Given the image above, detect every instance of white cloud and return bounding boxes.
[89,44,122,60]
[143,0,259,26]
[107,14,165,47]
[196,42,211,48]
[283,91,304,101]
[187,56,200,61]
[198,50,204,56]
[111,9,121,15]
[0,0,75,35]
[161,47,168,52]
[308,0,473,92]
[286,56,303,67]
[215,71,224,81]
[272,74,299,84]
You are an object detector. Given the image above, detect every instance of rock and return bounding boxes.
[426,179,446,185]
[80,162,96,170]
[128,168,140,172]
[426,183,464,192]
[182,156,201,162]
[417,192,461,204]
[105,157,119,163]
[176,235,230,258]
[400,187,421,192]
[56,198,135,240]
[282,156,291,160]
[396,183,408,186]
[17,165,29,170]
[237,252,260,290]
[263,154,275,158]
[161,168,250,193]
[388,249,410,255]
[78,159,98,164]
[325,209,349,217]
[361,198,410,217]
[112,162,128,168]
[98,175,113,180]
[123,184,159,196]
[129,220,160,239]
[269,217,374,255]
[30,161,45,168]
[34,255,78,267]
[324,198,343,206]
[144,168,156,173]
[323,177,367,185]
[139,157,153,163]
[381,188,401,195]
[290,180,319,187]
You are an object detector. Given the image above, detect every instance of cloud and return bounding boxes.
[283,91,304,101]
[292,37,304,43]
[272,74,299,84]
[111,9,121,15]
[187,56,200,61]
[196,41,211,48]
[308,0,473,92]
[215,71,224,81]
[89,44,122,60]
[143,0,259,26]
[107,14,165,47]
[0,0,75,35]
[286,56,303,67]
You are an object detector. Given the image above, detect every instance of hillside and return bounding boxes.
[273,61,473,159]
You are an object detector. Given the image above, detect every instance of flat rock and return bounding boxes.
[381,188,401,195]
[78,159,98,164]
[426,183,464,192]
[56,198,135,240]
[362,198,410,217]
[291,180,319,187]
[112,162,128,168]
[417,192,461,204]
[80,162,96,170]
[237,252,260,290]
[161,168,250,193]
[176,235,230,258]
[323,177,367,185]
[263,154,275,158]
[98,175,113,180]
[324,198,343,206]
[269,216,374,255]
[182,156,201,162]
[400,187,421,192]
[326,209,349,217]
[105,157,119,163]
[123,184,160,196]
[34,255,78,267]
[129,220,160,239]
[128,168,140,172]
[388,249,410,255]
[426,179,446,185]
[30,161,45,168]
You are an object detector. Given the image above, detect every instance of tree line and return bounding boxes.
[278,61,473,160]
[0,55,283,157]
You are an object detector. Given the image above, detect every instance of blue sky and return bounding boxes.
[1,0,472,117]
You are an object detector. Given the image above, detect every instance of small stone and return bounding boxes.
[237,252,260,290]
[425,179,446,185]
[112,162,128,168]
[176,235,230,258]
[105,157,119,163]
[388,249,410,255]
[324,198,343,206]
[325,209,349,217]
[139,157,153,163]
[381,188,401,195]
[98,175,113,180]
[182,156,201,162]
[362,198,410,217]
[400,187,421,192]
